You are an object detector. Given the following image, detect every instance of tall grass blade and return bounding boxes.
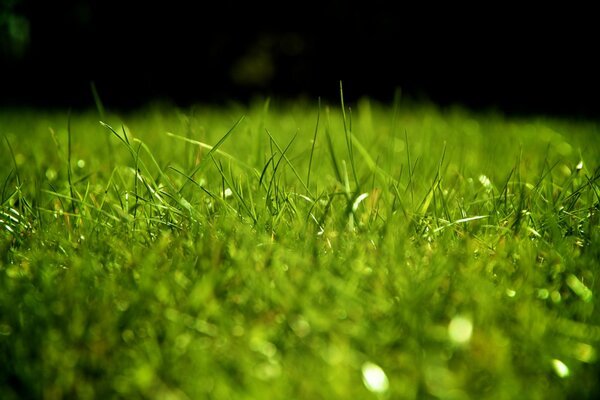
[210,155,257,223]
[339,81,359,189]
[90,81,106,119]
[265,129,313,198]
[307,97,321,189]
[67,111,76,215]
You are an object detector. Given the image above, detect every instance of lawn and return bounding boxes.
[1,95,599,399]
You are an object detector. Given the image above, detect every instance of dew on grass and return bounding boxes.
[232,324,245,337]
[576,160,584,171]
[448,315,473,344]
[77,159,85,168]
[361,362,389,393]
[505,289,516,297]
[121,329,135,344]
[424,365,460,398]
[556,141,572,156]
[256,360,282,381]
[551,359,570,378]
[175,332,192,352]
[15,153,25,166]
[537,288,549,299]
[45,168,57,180]
[478,174,492,191]
[223,188,233,198]
[290,316,311,338]
[573,342,596,363]
[560,164,572,176]
[251,338,278,359]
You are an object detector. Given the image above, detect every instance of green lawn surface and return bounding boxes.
[1,98,599,399]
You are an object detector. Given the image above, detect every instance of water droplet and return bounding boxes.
[77,159,86,168]
[573,342,596,363]
[361,362,389,393]
[537,288,549,299]
[551,359,570,378]
[290,317,311,338]
[478,175,492,191]
[255,360,281,380]
[46,168,57,181]
[448,315,473,344]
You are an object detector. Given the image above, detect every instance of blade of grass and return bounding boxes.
[265,129,314,199]
[210,155,257,223]
[339,81,359,189]
[324,109,342,185]
[306,97,321,190]
[67,111,76,215]
[167,115,247,193]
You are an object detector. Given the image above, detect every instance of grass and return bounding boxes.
[1,96,599,399]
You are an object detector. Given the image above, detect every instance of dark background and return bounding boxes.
[1,0,598,118]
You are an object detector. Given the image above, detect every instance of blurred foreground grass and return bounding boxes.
[1,99,599,399]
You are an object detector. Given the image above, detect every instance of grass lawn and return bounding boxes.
[1,95,599,399]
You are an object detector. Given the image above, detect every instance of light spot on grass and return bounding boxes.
[506,289,516,297]
[290,316,311,338]
[393,138,405,152]
[223,188,233,199]
[537,288,549,299]
[448,315,473,344]
[0,323,12,336]
[121,329,134,344]
[573,343,596,363]
[361,361,389,393]
[15,153,25,166]
[77,159,86,168]
[551,359,570,378]
[560,164,572,176]
[556,141,572,156]
[566,274,593,302]
[352,192,369,212]
[576,160,584,171]
[133,364,155,389]
[45,168,57,181]
[232,324,245,337]
[478,174,492,191]
[424,365,459,397]
[175,332,192,352]
[551,291,562,303]
[251,338,278,359]
[255,360,281,381]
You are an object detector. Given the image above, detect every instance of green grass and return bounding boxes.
[1,97,599,399]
